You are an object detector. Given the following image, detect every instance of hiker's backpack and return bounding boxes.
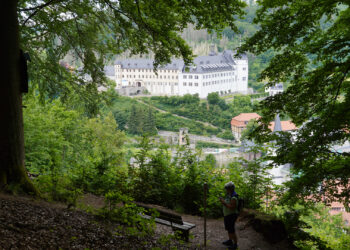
[233,194,244,213]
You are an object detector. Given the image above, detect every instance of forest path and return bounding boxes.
[156,213,294,250]
[134,98,224,131]
[81,194,294,250]
[0,193,294,249]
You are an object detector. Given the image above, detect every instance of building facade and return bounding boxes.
[265,83,283,96]
[231,113,261,142]
[104,50,248,98]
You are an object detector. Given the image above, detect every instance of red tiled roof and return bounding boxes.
[232,113,261,122]
[231,113,261,128]
[268,121,297,131]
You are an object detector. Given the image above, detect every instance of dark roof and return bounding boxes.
[273,114,282,132]
[104,65,115,76]
[114,58,184,70]
[110,50,248,74]
[268,83,284,91]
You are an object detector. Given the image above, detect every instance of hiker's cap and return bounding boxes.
[224,181,235,190]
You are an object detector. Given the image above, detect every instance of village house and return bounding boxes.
[231,113,261,142]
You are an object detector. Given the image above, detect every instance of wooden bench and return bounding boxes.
[135,202,195,241]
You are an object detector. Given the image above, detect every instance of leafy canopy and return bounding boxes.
[18,0,246,107]
[239,1,350,205]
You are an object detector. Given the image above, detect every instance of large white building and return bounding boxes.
[104,49,248,98]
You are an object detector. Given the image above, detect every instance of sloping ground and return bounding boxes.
[135,99,222,131]
[0,194,193,249]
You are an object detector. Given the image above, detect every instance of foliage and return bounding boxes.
[272,203,350,250]
[229,95,255,117]
[143,106,158,136]
[24,94,127,199]
[217,129,235,140]
[126,104,157,135]
[18,0,246,112]
[195,141,234,149]
[146,94,253,131]
[239,0,350,206]
[155,112,221,136]
[24,94,273,218]
[98,191,156,237]
[241,119,259,140]
[129,136,176,208]
[296,203,350,250]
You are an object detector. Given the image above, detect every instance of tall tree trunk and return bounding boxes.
[0,0,38,194]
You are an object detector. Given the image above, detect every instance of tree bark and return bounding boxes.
[0,0,38,195]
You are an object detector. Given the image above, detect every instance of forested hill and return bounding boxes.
[181,5,275,92]
[106,92,259,139]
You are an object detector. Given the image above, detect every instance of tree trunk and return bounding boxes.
[0,0,38,195]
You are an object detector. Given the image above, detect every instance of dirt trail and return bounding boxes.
[81,194,294,249]
[79,194,295,249]
[155,213,294,250]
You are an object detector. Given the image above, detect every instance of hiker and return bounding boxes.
[219,181,239,249]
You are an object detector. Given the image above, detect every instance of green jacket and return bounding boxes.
[223,194,238,216]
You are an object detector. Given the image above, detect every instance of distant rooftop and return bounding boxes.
[104,65,115,76]
[266,83,283,90]
[231,113,261,128]
[232,113,261,122]
[269,120,297,131]
[109,50,247,74]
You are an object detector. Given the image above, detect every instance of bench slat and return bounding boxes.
[140,214,195,230]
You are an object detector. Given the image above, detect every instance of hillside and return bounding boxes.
[107,93,257,140]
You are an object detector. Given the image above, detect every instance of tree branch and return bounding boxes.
[21,0,64,26]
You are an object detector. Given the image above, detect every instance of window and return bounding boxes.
[243,77,246,81]
[175,83,178,86]
[331,207,342,211]
[189,75,193,79]
[194,75,198,79]
[183,75,187,79]
[243,67,246,71]
[195,83,198,86]
[183,82,187,86]
[189,82,192,86]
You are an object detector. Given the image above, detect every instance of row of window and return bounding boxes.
[124,69,177,73]
[183,82,199,87]
[203,72,234,79]
[331,207,346,212]
[183,75,199,79]
[182,72,235,79]
[144,82,178,86]
[123,74,178,79]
